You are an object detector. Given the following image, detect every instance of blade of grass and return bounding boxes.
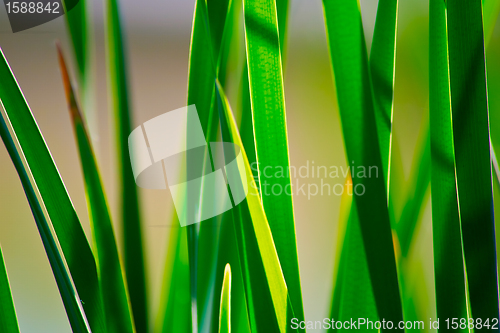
[104,0,148,331]
[322,0,403,325]
[61,0,87,83]
[0,246,20,333]
[447,0,500,322]
[0,48,105,333]
[483,0,500,48]
[57,44,136,333]
[429,2,468,318]
[218,264,231,333]
[216,80,294,333]
[242,1,305,330]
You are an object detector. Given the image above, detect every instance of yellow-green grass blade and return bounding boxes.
[242,1,304,329]
[62,0,88,83]
[105,0,148,330]
[0,246,20,333]
[218,264,232,333]
[322,0,403,324]
[429,1,468,326]
[447,0,500,323]
[370,0,398,189]
[157,223,192,333]
[483,0,500,48]
[0,49,105,333]
[216,80,293,333]
[57,45,136,333]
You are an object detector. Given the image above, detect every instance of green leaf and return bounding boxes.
[157,223,192,333]
[242,1,305,330]
[61,0,88,83]
[483,0,500,48]
[429,1,468,325]
[0,245,20,333]
[0,48,105,333]
[105,0,148,330]
[216,80,293,333]
[218,264,232,333]
[57,44,136,333]
[447,0,500,322]
[322,0,403,324]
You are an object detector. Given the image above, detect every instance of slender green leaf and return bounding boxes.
[322,0,403,324]
[57,44,136,333]
[0,48,105,333]
[243,1,305,330]
[483,0,500,48]
[447,0,500,322]
[105,0,148,330]
[429,1,468,321]
[216,80,293,333]
[218,264,231,333]
[0,245,20,333]
[62,0,88,83]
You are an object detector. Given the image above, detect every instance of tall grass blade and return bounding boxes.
[57,44,136,333]
[105,0,148,330]
[218,264,232,333]
[447,0,500,322]
[0,49,105,333]
[242,1,304,329]
[429,0,468,325]
[62,0,88,83]
[216,80,293,333]
[483,0,500,48]
[0,246,20,333]
[322,0,403,324]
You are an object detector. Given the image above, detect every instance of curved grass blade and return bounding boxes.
[429,1,468,325]
[447,0,500,323]
[0,48,105,333]
[216,80,298,333]
[370,0,398,190]
[0,246,20,333]
[242,1,305,329]
[104,0,148,330]
[218,264,231,333]
[322,0,403,325]
[57,44,136,333]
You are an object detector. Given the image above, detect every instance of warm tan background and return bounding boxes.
[1,1,499,332]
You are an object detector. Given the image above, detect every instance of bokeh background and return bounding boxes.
[0,1,499,332]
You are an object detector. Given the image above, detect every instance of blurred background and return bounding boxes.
[0,0,499,332]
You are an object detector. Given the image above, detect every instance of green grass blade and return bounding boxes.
[429,1,468,323]
[218,264,231,333]
[105,0,148,330]
[447,0,500,322]
[242,1,305,329]
[0,48,105,333]
[57,45,136,333]
[370,0,398,188]
[483,0,500,48]
[62,0,88,82]
[216,81,292,333]
[322,0,403,324]
[0,246,20,333]
[157,223,192,333]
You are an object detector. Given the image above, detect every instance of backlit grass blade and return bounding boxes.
[216,80,292,333]
[105,0,148,330]
[62,0,87,83]
[322,0,403,325]
[483,0,500,48]
[157,223,192,333]
[0,246,20,333]
[242,1,305,329]
[0,48,105,333]
[57,44,136,333]
[218,264,231,333]
[429,1,468,323]
[370,0,398,189]
[447,0,500,322]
